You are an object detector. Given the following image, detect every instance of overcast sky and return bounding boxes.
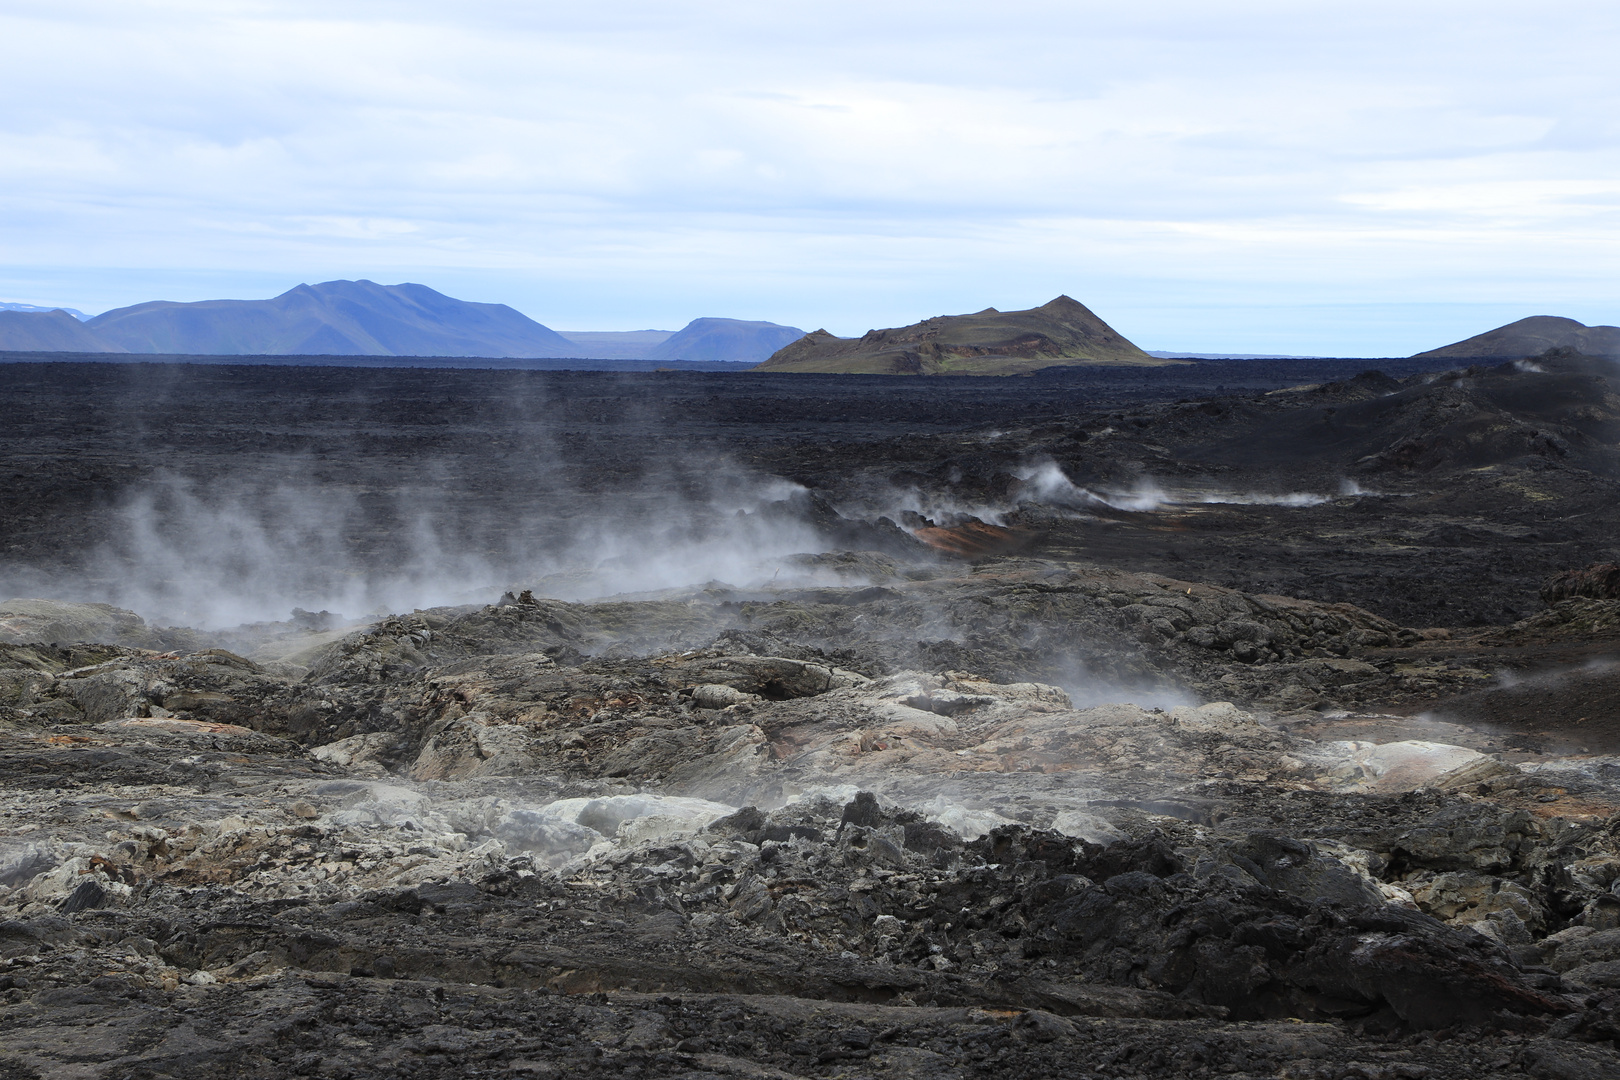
[2,1,1618,354]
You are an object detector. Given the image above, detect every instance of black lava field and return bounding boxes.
[3,353,1620,1080]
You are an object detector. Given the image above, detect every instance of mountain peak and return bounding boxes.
[1415,315,1620,359]
[646,317,807,363]
[80,280,580,357]
[0,308,127,352]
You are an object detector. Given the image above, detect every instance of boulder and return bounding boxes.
[573,794,735,838]
[310,732,405,775]
[0,599,163,648]
[1541,563,1620,604]
[1410,871,1547,940]
[670,655,869,699]
[1222,833,1387,908]
[688,684,759,709]
[409,715,540,781]
[1311,740,1492,793]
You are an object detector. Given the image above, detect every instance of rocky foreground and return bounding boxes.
[4,560,1620,1079]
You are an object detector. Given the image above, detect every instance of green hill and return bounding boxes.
[755,295,1178,375]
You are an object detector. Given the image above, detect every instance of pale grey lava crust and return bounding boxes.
[3,354,1620,1079]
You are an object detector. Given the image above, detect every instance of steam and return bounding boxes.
[1014,461,1169,511]
[1014,460,1354,513]
[4,449,1377,645]
[1059,669,1200,711]
[522,473,833,602]
[93,475,430,628]
[1194,491,1330,508]
[1488,656,1619,692]
[11,461,855,630]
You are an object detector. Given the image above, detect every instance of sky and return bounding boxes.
[2,0,1619,355]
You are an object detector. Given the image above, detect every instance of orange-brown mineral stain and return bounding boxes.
[911,522,1034,557]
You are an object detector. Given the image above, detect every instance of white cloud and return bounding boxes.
[1,1,1619,352]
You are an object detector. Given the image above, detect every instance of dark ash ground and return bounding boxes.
[3,354,1620,1079]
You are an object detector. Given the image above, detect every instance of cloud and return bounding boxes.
[2,1,1619,353]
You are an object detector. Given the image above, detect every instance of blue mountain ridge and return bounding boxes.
[84,280,579,358]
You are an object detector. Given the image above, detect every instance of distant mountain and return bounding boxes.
[1415,316,1620,359]
[756,296,1176,375]
[86,280,582,357]
[552,319,805,362]
[0,302,88,320]
[1148,350,1328,360]
[0,309,126,353]
[648,318,806,364]
[554,329,675,359]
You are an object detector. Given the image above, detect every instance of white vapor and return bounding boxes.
[52,464,847,629]
[1015,460,1363,513]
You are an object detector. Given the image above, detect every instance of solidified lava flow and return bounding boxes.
[3,353,1620,1078]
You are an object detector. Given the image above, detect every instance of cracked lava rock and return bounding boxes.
[3,354,1620,1078]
